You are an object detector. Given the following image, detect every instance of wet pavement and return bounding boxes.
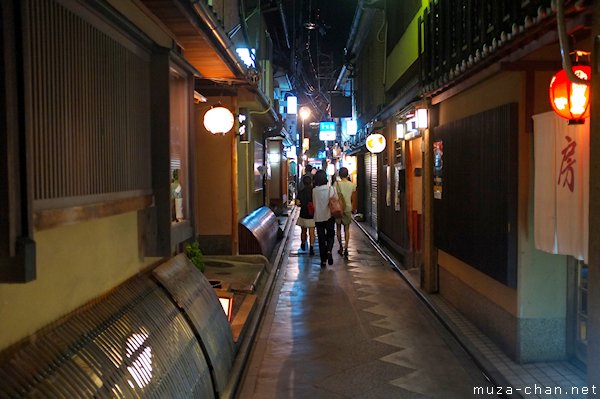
[238,218,496,398]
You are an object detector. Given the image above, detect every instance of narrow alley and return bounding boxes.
[239,215,496,398]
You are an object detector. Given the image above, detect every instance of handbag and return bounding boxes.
[335,182,346,212]
[328,187,344,219]
[307,201,315,216]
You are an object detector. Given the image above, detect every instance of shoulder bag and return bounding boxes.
[328,187,344,219]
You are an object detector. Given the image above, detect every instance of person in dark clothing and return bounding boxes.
[297,164,313,192]
[295,174,315,255]
[312,169,336,268]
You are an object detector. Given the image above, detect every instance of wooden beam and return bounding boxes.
[34,195,153,231]
[500,60,563,71]
[432,63,502,105]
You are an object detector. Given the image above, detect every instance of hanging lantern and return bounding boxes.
[366,133,386,153]
[203,106,234,134]
[549,65,591,124]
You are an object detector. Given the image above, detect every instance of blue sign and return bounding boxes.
[319,121,336,141]
[317,150,326,159]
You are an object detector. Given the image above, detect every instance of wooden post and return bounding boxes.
[586,1,600,386]
[422,127,437,293]
[231,97,239,255]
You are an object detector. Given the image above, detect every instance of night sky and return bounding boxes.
[282,0,358,119]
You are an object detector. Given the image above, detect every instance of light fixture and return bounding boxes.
[549,62,591,124]
[216,290,234,321]
[299,106,311,121]
[396,123,405,140]
[416,108,428,129]
[268,153,281,163]
[326,163,335,176]
[194,91,207,104]
[204,106,234,134]
[346,119,358,136]
[366,133,386,153]
[235,48,256,68]
[287,96,298,114]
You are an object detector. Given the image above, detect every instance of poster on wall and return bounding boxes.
[433,140,443,199]
[385,165,391,206]
[394,164,402,211]
[254,142,264,192]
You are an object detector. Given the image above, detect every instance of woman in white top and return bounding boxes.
[312,169,337,267]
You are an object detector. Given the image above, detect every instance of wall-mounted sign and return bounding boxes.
[238,108,250,143]
[319,121,336,141]
[433,140,443,199]
[346,119,357,136]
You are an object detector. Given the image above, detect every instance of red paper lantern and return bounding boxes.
[549,65,591,124]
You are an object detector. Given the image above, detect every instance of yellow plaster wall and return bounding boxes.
[0,211,155,351]
[385,1,429,91]
[439,250,518,315]
[438,72,522,125]
[195,100,234,235]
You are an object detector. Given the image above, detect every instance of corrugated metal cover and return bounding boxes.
[0,275,213,398]
[238,206,279,257]
[153,254,234,394]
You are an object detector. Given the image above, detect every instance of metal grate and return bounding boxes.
[25,0,152,206]
[153,254,234,394]
[0,275,214,398]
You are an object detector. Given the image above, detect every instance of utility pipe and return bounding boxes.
[557,0,589,85]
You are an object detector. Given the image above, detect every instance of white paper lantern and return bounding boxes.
[204,106,234,134]
[366,133,386,153]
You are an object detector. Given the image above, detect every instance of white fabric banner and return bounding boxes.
[532,111,589,263]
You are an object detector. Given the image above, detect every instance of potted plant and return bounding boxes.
[184,241,205,273]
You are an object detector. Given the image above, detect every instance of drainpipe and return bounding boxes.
[334,2,378,91]
[335,1,365,90]
[556,0,589,85]
[190,0,248,79]
[279,2,290,49]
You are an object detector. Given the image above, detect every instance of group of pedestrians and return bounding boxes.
[295,165,356,268]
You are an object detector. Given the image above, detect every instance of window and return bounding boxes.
[25,0,153,230]
[169,67,190,225]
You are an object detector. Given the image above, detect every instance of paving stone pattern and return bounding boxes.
[239,222,497,398]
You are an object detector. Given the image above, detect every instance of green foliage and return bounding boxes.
[185,241,204,273]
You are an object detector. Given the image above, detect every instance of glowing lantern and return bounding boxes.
[549,65,591,124]
[366,133,386,153]
[204,106,234,134]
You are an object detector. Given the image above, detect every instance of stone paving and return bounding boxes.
[238,221,497,398]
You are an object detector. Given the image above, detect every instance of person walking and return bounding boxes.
[334,167,356,257]
[312,169,337,268]
[297,164,313,192]
[296,175,316,256]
